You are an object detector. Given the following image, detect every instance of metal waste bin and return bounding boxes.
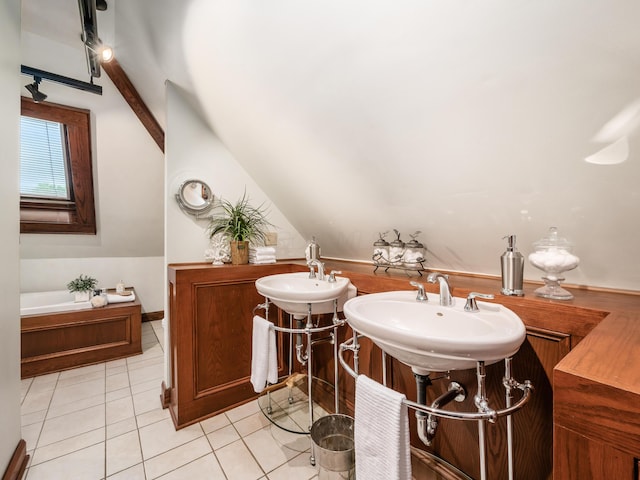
[311,414,355,479]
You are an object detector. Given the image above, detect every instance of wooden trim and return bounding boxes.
[2,439,28,480]
[160,381,171,409]
[141,311,164,322]
[20,97,97,235]
[102,58,165,152]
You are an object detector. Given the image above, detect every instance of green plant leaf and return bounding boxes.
[207,190,274,244]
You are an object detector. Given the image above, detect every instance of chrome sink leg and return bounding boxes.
[474,361,496,480]
[504,357,515,480]
[333,298,340,414]
[306,302,315,466]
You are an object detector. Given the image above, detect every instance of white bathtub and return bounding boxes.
[20,290,92,316]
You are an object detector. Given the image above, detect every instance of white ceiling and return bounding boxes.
[22,0,640,290]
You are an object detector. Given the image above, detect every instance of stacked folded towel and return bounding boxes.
[106,291,136,304]
[249,246,276,264]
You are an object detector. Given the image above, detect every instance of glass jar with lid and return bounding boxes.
[373,233,390,265]
[404,237,425,268]
[528,227,580,300]
[388,230,405,265]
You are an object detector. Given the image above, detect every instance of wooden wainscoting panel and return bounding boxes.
[167,263,301,428]
[193,282,255,394]
[21,299,141,378]
[142,311,164,322]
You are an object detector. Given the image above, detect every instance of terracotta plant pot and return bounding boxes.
[230,240,249,265]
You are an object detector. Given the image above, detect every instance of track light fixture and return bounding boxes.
[78,0,113,78]
[21,65,103,96]
[85,37,114,64]
[25,76,47,103]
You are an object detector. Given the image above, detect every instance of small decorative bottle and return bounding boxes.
[373,232,390,265]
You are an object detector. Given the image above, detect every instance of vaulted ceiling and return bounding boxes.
[22,0,640,290]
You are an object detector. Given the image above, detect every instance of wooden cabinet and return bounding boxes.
[553,425,636,480]
[553,311,640,480]
[311,269,604,480]
[166,262,303,428]
[164,260,640,478]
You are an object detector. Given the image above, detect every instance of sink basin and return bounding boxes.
[343,291,526,374]
[255,272,356,316]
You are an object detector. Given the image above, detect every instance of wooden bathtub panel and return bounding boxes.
[21,298,142,378]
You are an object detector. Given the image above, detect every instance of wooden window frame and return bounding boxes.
[20,97,96,234]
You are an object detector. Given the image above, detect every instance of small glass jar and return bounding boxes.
[528,227,580,300]
[388,238,405,265]
[404,239,425,268]
[373,238,389,265]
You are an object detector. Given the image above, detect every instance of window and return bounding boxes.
[20,97,96,234]
[20,116,70,199]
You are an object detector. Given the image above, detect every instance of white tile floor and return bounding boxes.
[20,321,320,479]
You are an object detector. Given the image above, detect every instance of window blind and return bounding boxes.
[20,116,70,199]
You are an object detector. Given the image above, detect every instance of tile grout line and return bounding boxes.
[30,371,61,460]
[128,339,148,480]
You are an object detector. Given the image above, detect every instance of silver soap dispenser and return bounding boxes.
[501,235,525,296]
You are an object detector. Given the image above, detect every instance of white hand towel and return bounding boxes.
[250,246,276,255]
[355,375,412,480]
[249,255,276,264]
[249,253,277,261]
[250,315,278,393]
[106,292,136,304]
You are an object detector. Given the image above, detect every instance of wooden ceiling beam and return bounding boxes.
[102,58,165,153]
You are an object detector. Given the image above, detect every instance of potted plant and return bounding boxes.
[67,274,98,302]
[207,191,273,265]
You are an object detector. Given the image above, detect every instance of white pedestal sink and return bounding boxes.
[343,291,526,374]
[255,272,356,315]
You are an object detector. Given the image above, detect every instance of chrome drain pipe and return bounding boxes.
[415,377,467,446]
[424,382,466,445]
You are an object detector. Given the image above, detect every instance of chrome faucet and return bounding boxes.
[409,281,428,302]
[307,259,325,281]
[427,272,452,306]
[328,270,342,283]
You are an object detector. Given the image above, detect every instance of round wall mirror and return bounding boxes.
[175,179,214,217]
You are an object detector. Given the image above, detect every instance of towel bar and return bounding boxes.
[339,332,533,480]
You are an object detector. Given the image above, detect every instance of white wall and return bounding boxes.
[165,82,305,264]
[118,0,640,292]
[180,0,640,291]
[162,82,305,387]
[19,25,166,312]
[0,0,24,472]
[20,257,164,313]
